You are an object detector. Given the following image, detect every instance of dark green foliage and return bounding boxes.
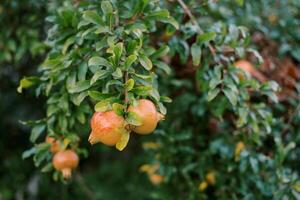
[0,0,299,199]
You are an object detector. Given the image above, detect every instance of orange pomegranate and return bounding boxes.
[128,99,164,135]
[52,150,79,179]
[234,60,266,82]
[45,136,61,154]
[88,111,126,146]
[149,173,164,185]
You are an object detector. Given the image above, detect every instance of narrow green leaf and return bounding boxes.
[90,70,110,85]
[223,88,237,106]
[113,42,124,63]
[22,147,36,159]
[101,1,113,15]
[191,43,202,66]
[207,88,220,101]
[154,61,172,75]
[62,36,75,54]
[160,96,172,103]
[132,86,153,96]
[88,56,112,68]
[68,80,91,93]
[159,16,179,29]
[124,79,135,91]
[112,68,123,79]
[197,32,217,44]
[124,55,137,69]
[151,45,170,59]
[71,92,88,106]
[139,54,152,70]
[30,124,46,143]
[88,91,114,101]
[82,10,103,25]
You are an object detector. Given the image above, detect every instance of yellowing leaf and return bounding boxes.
[116,131,130,151]
[198,181,208,191]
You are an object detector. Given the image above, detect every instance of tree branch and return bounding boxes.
[176,0,216,56]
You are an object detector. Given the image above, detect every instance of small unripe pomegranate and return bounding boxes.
[128,99,164,135]
[45,136,61,154]
[88,111,126,146]
[52,150,79,179]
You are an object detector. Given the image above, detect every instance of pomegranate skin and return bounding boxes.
[53,150,79,179]
[128,99,163,135]
[45,136,61,154]
[88,111,125,146]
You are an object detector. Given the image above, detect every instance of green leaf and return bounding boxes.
[88,91,113,101]
[154,61,172,75]
[88,56,112,68]
[112,103,125,116]
[223,88,237,106]
[126,111,142,126]
[82,10,103,25]
[116,131,130,151]
[191,43,202,66]
[151,45,170,59]
[197,32,217,44]
[62,36,75,55]
[207,88,220,101]
[159,16,179,30]
[22,147,36,159]
[68,80,91,93]
[124,79,135,91]
[30,124,46,143]
[94,100,111,112]
[113,42,124,63]
[235,0,244,6]
[78,62,88,81]
[124,55,137,70]
[71,92,88,106]
[90,70,110,85]
[132,86,153,96]
[160,96,172,103]
[146,10,169,19]
[139,54,152,70]
[41,163,53,173]
[112,68,123,79]
[17,76,40,93]
[101,1,113,15]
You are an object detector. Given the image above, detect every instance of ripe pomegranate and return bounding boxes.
[45,136,61,154]
[149,173,164,185]
[128,99,164,135]
[234,60,266,82]
[88,111,126,146]
[52,150,79,179]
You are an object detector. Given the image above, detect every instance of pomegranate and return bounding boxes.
[52,150,79,179]
[88,111,126,146]
[128,99,164,135]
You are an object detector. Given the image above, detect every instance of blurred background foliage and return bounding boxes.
[0,0,300,200]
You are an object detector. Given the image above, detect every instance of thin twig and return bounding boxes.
[176,0,216,56]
